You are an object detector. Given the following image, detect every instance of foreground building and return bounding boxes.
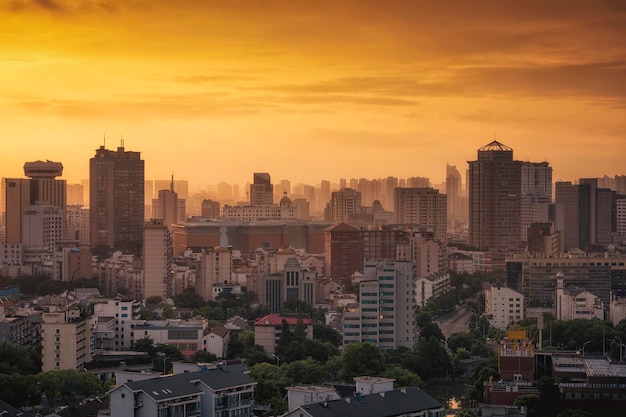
[109,363,256,417]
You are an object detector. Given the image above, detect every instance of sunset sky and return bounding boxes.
[1,0,625,190]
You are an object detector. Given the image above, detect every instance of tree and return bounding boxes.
[284,358,328,384]
[146,295,163,304]
[340,342,385,381]
[161,305,177,319]
[381,365,425,388]
[536,376,561,417]
[192,350,218,363]
[313,323,341,347]
[0,374,41,408]
[249,363,290,415]
[0,342,41,375]
[174,287,206,309]
[139,307,157,320]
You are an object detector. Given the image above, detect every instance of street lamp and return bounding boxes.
[616,337,623,362]
[271,353,280,367]
[582,341,591,358]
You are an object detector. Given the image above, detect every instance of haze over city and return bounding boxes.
[1,0,625,188]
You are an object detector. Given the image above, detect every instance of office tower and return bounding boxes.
[327,188,362,223]
[596,188,613,245]
[5,160,66,244]
[143,219,172,300]
[201,199,220,218]
[174,179,189,200]
[394,187,447,243]
[468,141,522,268]
[89,145,145,256]
[446,165,462,224]
[555,181,579,250]
[579,178,597,248]
[342,260,416,349]
[249,173,273,206]
[22,203,64,250]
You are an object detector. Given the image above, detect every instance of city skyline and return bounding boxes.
[1,1,625,187]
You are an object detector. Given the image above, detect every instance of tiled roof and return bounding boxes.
[255,314,313,326]
[296,387,442,417]
[325,223,359,232]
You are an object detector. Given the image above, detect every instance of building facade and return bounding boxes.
[89,145,145,256]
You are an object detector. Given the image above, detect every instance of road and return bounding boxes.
[434,304,472,339]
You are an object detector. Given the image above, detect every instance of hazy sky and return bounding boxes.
[1,0,625,189]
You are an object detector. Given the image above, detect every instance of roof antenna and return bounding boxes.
[121,135,124,149]
[103,132,106,148]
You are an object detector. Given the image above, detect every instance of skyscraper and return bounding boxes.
[143,219,173,299]
[520,162,552,243]
[249,172,273,206]
[469,141,522,268]
[445,165,462,224]
[89,145,144,256]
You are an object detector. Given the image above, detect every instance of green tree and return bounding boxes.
[381,365,425,388]
[161,305,177,319]
[139,307,157,320]
[340,342,385,381]
[193,350,218,363]
[284,358,328,384]
[249,362,290,415]
[174,287,206,309]
[0,342,41,375]
[313,323,342,347]
[0,374,41,408]
[146,295,163,304]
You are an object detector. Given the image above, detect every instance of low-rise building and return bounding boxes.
[108,363,256,417]
[254,314,313,355]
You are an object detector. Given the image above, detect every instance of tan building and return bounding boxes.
[41,310,93,371]
[394,187,447,244]
[143,219,173,300]
[254,314,313,355]
[484,285,525,331]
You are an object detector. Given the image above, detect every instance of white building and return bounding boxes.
[22,203,64,251]
[415,271,451,308]
[342,260,416,350]
[484,285,525,331]
[555,273,604,321]
[93,298,142,351]
[108,363,256,417]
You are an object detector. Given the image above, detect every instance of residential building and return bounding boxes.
[469,141,523,268]
[447,252,475,274]
[327,188,362,224]
[394,187,447,243]
[222,204,297,221]
[196,246,233,301]
[484,285,525,331]
[201,199,220,218]
[108,363,256,417]
[254,314,313,355]
[342,260,416,349]
[22,203,63,251]
[610,297,626,326]
[143,219,173,300]
[282,386,443,417]
[89,145,145,256]
[153,176,179,230]
[41,309,93,371]
[415,271,451,309]
[527,223,563,257]
[446,164,464,225]
[93,298,141,351]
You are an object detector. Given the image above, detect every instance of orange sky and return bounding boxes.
[1,0,625,189]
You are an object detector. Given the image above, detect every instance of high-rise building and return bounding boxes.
[5,160,66,244]
[196,246,233,301]
[152,176,178,229]
[250,173,273,206]
[22,203,64,251]
[41,310,93,371]
[201,199,221,218]
[342,260,416,349]
[394,187,447,243]
[327,188,362,223]
[555,181,579,250]
[89,145,145,256]
[520,162,552,243]
[446,165,462,224]
[143,219,172,300]
[468,141,522,268]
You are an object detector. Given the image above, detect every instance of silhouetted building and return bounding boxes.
[250,172,274,206]
[469,141,522,268]
[201,199,220,218]
[89,145,145,256]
